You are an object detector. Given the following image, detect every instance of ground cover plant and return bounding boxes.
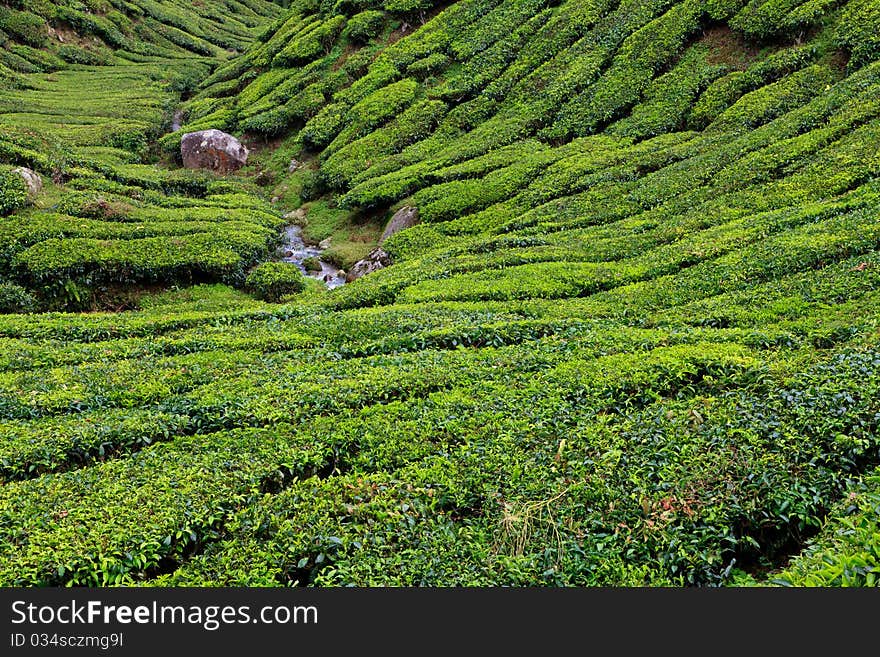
[0,0,878,587]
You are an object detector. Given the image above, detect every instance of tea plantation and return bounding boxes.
[0,0,878,586]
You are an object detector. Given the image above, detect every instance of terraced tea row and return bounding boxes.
[0,0,284,76]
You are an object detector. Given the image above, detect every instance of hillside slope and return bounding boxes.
[0,0,286,308]
[0,0,878,587]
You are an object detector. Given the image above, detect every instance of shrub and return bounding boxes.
[302,256,322,272]
[272,14,347,67]
[382,223,444,261]
[689,46,815,129]
[0,282,37,314]
[407,52,449,79]
[246,262,307,301]
[708,65,834,132]
[8,44,66,72]
[0,7,47,48]
[836,0,880,70]
[0,49,41,73]
[56,44,113,66]
[344,10,386,44]
[298,169,326,201]
[383,0,435,14]
[773,472,880,587]
[0,166,29,216]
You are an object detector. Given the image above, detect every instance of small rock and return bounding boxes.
[255,169,275,186]
[180,129,248,173]
[380,206,419,244]
[284,250,294,258]
[288,159,302,173]
[318,237,332,250]
[12,167,42,198]
[284,208,307,222]
[271,196,280,204]
[347,247,392,282]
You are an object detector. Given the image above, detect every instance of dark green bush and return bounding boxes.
[774,471,880,587]
[298,169,326,201]
[0,7,47,47]
[383,0,435,14]
[246,262,307,301]
[836,0,880,70]
[344,10,386,43]
[0,166,29,216]
[7,44,66,72]
[407,52,449,79]
[56,44,113,66]
[272,14,347,67]
[0,49,40,74]
[302,256,322,272]
[0,282,37,314]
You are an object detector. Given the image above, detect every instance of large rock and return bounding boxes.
[346,207,418,282]
[379,206,419,244]
[283,207,307,223]
[181,129,248,173]
[346,247,392,282]
[12,167,42,198]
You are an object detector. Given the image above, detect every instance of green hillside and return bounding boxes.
[0,0,878,586]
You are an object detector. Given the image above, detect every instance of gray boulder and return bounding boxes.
[379,206,419,244]
[346,248,392,282]
[283,208,307,223]
[181,129,248,173]
[12,167,42,199]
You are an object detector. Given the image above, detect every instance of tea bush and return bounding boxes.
[0,165,29,215]
[246,262,308,301]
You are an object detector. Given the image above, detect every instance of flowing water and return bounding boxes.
[168,111,342,287]
[279,225,347,289]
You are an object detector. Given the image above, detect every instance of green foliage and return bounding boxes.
[836,0,880,70]
[0,7,47,48]
[688,46,814,129]
[383,0,437,13]
[273,14,347,67]
[730,0,841,41]
[382,223,446,260]
[246,262,308,301]
[707,65,835,132]
[56,43,114,66]
[774,471,880,587]
[302,256,322,272]
[344,10,387,43]
[321,99,447,188]
[0,282,37,314]
[0,165,29,215]
[609,46,727,139]
[298,168,326,201]
[6,44,66,73]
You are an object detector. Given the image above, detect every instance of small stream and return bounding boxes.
[170,109,344,289]
[279,225,347,289]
